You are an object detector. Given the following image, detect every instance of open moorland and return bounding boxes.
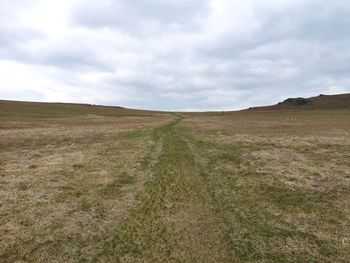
[1,99,350,262]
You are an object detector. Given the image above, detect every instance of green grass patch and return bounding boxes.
[99,172,135,198]
[97,119,231,262]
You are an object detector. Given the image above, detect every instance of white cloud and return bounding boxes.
[1,0,349,111]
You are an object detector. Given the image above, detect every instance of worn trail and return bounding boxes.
[99,119,231,262]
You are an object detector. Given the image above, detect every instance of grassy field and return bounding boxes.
[1,101,350,262]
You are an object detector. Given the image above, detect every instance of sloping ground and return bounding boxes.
[247,93,350,111]
[0,99,162,119]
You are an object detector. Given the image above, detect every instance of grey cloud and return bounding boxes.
[0,88,44,102]
[1,0,350,111]
[0,19,44,61]
[36,43,115,71]
[284,1,350,41]
[0,27,38,47]
[71,0,210,34]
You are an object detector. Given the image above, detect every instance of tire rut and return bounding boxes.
[98,119,231,262]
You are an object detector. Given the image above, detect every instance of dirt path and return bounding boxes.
[98,118,233,262]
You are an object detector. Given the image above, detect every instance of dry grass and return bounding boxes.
[180,110,350,261]
[0,104,173,262]
[1,101,350,262]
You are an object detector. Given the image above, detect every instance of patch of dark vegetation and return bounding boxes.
[99,171,135,198]
[282,97,310,106]
[72,163,84,169]
[29,164,37,169]
[79,198,93,211]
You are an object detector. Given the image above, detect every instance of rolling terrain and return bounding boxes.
[1,98,350,262]
[247,93,350,111]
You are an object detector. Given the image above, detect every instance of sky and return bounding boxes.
[1,0,350,111]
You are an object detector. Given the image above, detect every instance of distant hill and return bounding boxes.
[0,100,161,119]
[246,93,350,111]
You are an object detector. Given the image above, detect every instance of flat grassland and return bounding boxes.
[1,101,349,262]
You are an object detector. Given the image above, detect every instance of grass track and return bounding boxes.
[98,119,231,262]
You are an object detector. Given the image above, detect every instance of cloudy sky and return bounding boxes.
[1,0,349,111]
